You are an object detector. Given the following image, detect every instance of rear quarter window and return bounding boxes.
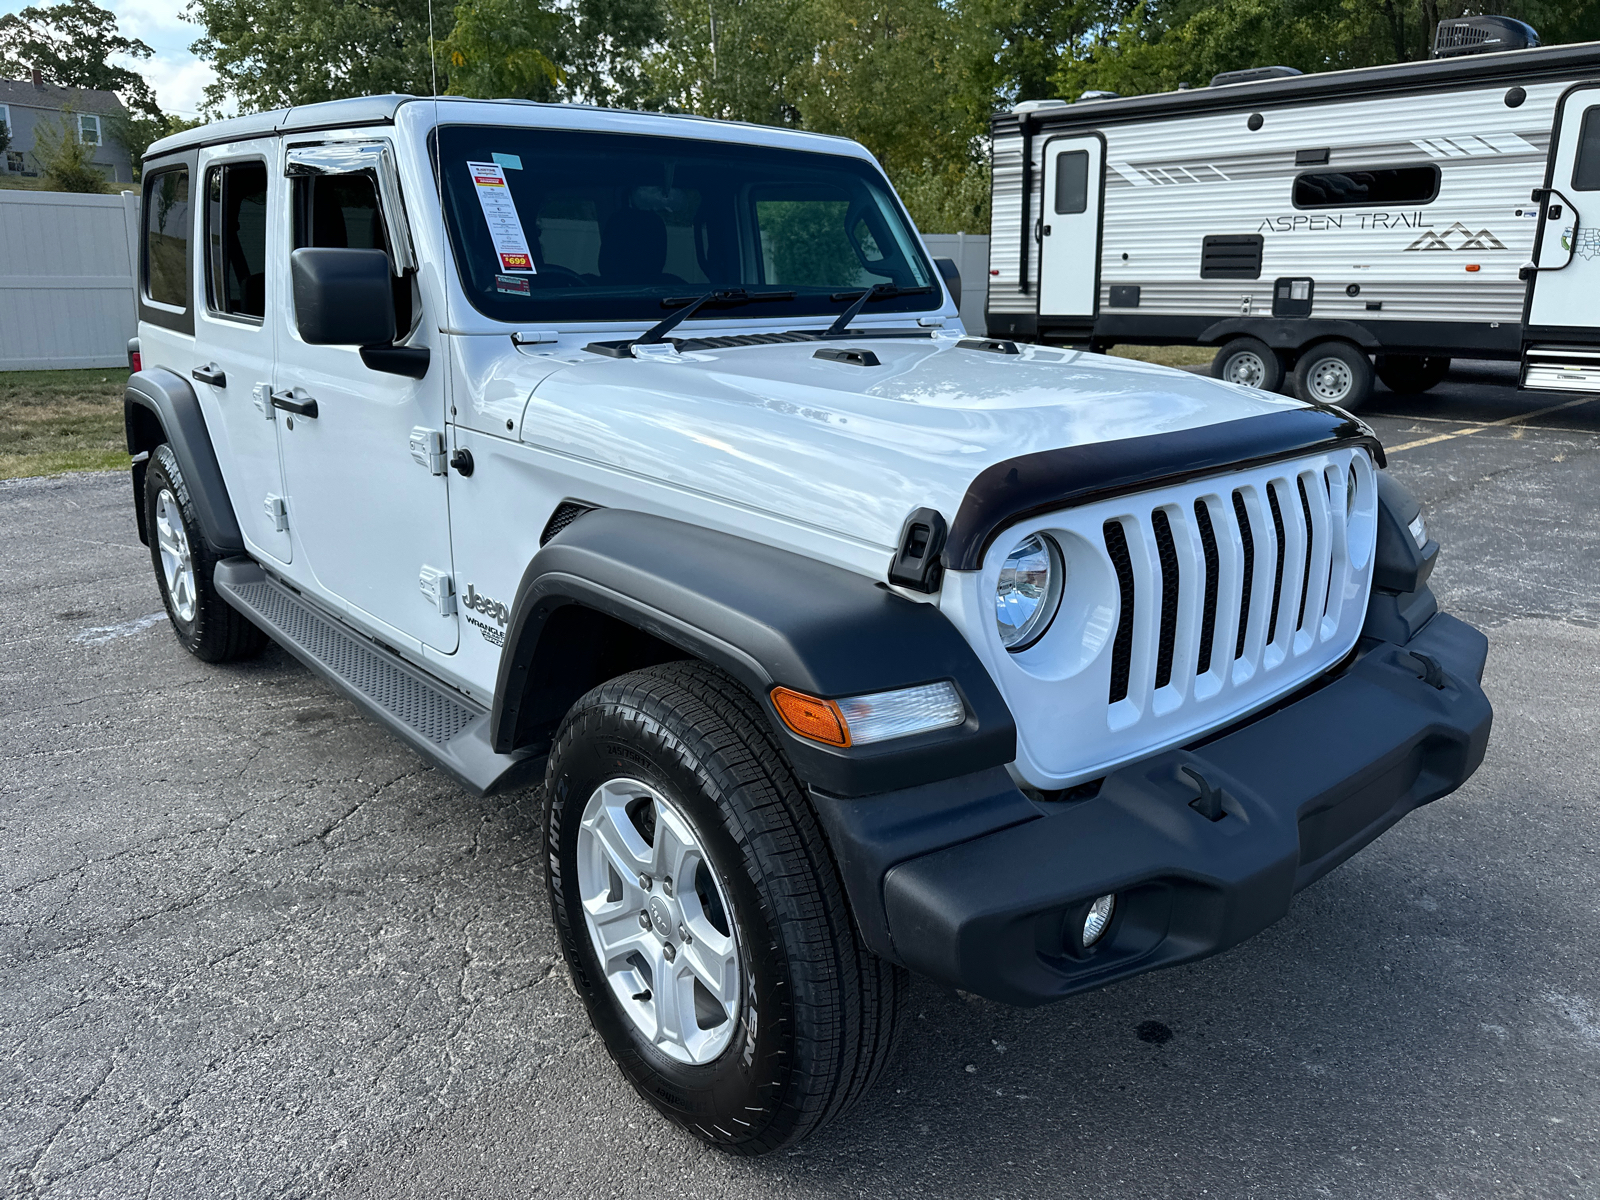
[145,166,192,308]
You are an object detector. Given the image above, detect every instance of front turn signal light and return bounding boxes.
[771,687,850,747]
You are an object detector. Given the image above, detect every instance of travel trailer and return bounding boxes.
[985,23,1600,408]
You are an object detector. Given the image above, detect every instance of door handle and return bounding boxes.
[192,363,227,387]
[270,389,318,418]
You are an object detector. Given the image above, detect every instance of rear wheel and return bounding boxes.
[1211,336,1285,392]
[545,661,906,1155]
[1375,354,1451,394]
[144,444,266,663]
[1293,340,1374,411]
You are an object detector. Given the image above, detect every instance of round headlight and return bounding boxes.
[994,533,1064,651]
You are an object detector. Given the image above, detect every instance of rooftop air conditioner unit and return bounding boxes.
[1208,65,1302,87]
[1432,16,1539,58]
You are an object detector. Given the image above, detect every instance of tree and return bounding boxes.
[436,0,566,101]
[32,112,110,192]
[0,0,161,118]
[188,0,440,113]
[106,112,205,180]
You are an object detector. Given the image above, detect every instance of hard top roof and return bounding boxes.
[995,39,1600,134]
[145,94,861,160]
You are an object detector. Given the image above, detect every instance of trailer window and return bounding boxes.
[1054,151,1089,214]
[1292,165,1439,209]
[1572,106,1600,190]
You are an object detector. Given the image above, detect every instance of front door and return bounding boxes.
[271,144,458,653]
[1038,135,1105,319]
[1522,82,1600,389]
[194,141,291,564]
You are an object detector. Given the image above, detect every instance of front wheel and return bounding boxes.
[545,661,907,1155]
[1293,340,1375,411]
[1211,336,1285,392]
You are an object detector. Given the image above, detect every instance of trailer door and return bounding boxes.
[1037,135,1104,321]
[1522,82,1600,391]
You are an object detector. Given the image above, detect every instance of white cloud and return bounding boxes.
[138,52,219,117]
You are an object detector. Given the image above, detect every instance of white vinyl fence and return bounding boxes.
[0,189,141,371]
[922,232,990,335]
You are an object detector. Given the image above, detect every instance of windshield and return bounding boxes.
[435,125,937,325]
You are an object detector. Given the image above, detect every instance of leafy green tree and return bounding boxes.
[0,0,161,118]
[106,112,204,180]
[437,0,566,101]
[188,0,439,112]
[32,111,110,192]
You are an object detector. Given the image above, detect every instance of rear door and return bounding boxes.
[1037,134,1105,320]
[1522,83,1600,390]
[194,141,291,564]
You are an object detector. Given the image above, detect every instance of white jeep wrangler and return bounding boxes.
[125,95,1493,1154]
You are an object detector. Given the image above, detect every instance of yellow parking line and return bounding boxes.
[1385,395,1600,453]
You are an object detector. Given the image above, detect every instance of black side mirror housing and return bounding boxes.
[934,256,961,308]
[291,248,398,347]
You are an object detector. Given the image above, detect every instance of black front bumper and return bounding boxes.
[810,612,1492,1006]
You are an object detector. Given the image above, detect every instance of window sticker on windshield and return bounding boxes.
[467,162,536,273]
[495,274,530,296]
[491,153,522,171]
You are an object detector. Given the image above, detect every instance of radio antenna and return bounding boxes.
[427,0,439,96]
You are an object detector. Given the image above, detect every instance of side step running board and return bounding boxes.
[1521,344,1600,393]
[214,558,544,796]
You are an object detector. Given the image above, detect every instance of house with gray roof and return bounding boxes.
[0,69,135,185]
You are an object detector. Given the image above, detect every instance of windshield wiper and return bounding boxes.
[824,283,935,336]
[639,288,796,344]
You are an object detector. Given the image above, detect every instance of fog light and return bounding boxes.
[1082,894,1116,947]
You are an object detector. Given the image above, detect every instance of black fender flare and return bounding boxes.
[1198,318,1384,354]
[491,509,1017,798]
[124,368,244,556]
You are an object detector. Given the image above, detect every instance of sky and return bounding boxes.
[1,0,219,118]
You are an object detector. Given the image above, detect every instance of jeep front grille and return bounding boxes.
[962,446,1379,792]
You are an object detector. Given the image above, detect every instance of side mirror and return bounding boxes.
[933,256,961,308]
[291,248,397,346]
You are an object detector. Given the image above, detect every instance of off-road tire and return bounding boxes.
[144,443,267,663]
[544,660,908,1155]
[1292,340,1375,412]
[1211,336,1285,393]
[1375,354,1451,394]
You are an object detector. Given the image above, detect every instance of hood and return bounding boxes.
[520,336,1306,556]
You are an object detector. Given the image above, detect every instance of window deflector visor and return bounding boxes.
[285,143,417,275]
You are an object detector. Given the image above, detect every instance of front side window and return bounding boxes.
[1572,106,1600,191]
[144,167,191,309]
[436,126,935,324]
[1293,165,1439,208]
[78,114,101,146]
[292,172,412,333]
[206,161,268,320]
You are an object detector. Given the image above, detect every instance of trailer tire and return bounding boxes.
[1292,340,1374,411]
[1211,337,1285,393]
[1375,354,1451,394]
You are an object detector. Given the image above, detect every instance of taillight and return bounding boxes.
[129,350,142,372]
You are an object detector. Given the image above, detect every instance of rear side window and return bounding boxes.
[144,167,191,308]
[1054,150,1089,214]
[1293,165,1439,209]
[1572,106,1600,190]
[206,161,268,320]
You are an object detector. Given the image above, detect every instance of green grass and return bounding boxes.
[1109,344,1215,368]
[0,368,131,480]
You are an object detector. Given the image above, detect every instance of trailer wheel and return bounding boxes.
[1293,341,1374,411]
[1375,355,1451,394]
[1211,337,1284,392]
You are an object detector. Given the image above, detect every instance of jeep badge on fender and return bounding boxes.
[125,95,1492,1157]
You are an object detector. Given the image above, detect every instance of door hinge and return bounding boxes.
[253,383,274,420]
[419,565,456,616]
[410,427,447,475]
[264,494,289,532]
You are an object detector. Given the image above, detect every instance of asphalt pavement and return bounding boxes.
[3,360,1598,1199]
